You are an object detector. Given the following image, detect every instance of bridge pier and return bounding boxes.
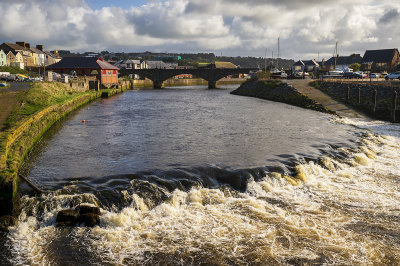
[153,80,163,89]
[208,80,216,89]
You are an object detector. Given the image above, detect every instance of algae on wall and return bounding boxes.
[0,82,127,218]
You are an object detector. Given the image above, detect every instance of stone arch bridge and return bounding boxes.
[119,68,257,89]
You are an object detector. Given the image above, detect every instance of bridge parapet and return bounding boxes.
[120,68,257,89]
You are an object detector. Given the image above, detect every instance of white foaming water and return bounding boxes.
[7,118,400,265]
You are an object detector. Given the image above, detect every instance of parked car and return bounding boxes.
[52,72,61,81]
[369,73,380,78]
[343,72,354,78]
[385,72,400,80]
[31,77,43,82]
[352,71,367,79]
[6,74,17,81]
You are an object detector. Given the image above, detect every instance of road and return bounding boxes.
[286,79,367,119]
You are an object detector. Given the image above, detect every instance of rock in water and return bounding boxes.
[56,209,79,226]
[78,213,100,227]
[0,215,16,232]
[56,205,101,227]
[75,205,101,215]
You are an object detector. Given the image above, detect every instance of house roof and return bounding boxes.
[47,57,119,70]
[145,60,169,69]
[293,60,305,66]
[125,59,141,64]
[362,49,399,64]
[325,54,362,66]
[0,43,30,53]
[115,59,141,67]
[30,47,45,55]
[302,60,319,66]
[44,51,60,59]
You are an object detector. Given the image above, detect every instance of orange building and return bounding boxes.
[47,57,119,85]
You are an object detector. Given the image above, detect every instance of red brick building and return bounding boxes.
[47,57,119,85]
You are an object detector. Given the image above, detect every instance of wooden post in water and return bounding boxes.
[392,90,398,122]
[372,89,377,114]
[357,87,361,105]
[347,85,350,102]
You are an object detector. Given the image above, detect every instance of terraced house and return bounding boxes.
[0,50,6,66]
[321,54,363,71]
[0,42,36,68]
[6,51,24,69]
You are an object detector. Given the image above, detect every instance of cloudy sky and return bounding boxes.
[0,0,399,60]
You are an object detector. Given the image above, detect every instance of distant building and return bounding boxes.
[115,59,141,70]
[361,49,400,73]
[0,50,6,67]
[292,60,319,73]
[322,54,363,71]
[6,51,24,69]
[30,45,46,67]
[44,51,62,66]
[47,57,119,85]
[0,42,37,67]
[144,60,176,69]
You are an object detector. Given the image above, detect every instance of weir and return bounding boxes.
[2,85,400,264]
[0,85,130,221]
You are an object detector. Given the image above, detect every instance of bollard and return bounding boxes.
[357,87,361,105]
[347,85,350,102]
[372,89,377,114]
[392,91,398,123]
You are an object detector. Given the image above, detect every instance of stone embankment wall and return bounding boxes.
[0,84,128,219]
[231,80,334,114]
[314,81,399,122]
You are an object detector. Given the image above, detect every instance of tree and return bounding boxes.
[350,63,361,71]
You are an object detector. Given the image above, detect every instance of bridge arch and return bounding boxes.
[120,68,256,89]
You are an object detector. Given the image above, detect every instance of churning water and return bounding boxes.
[1,85,400,265]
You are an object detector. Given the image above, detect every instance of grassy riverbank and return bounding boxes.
[0,82,126,220]
[231,80,335,114]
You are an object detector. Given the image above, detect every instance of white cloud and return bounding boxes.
[0,0,399,59]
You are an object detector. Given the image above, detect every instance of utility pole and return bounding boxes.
[277,37,280,70]
[272,51,274,69]
[334,41,338,70]
[264,48,267,72]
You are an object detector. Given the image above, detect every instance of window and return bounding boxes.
[376,63,387,70]
[113,70,116,75]
[103,70,106,75]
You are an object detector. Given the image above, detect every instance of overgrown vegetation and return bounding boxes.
[2,82,86,131]
[0,66,31,75]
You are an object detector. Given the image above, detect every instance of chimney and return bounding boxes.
[25,43,31,49]
[36,45,44,51]
[16,42,26,47]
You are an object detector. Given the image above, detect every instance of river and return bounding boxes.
[1,85,400,265]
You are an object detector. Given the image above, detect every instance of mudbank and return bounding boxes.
[231,80,335,114]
